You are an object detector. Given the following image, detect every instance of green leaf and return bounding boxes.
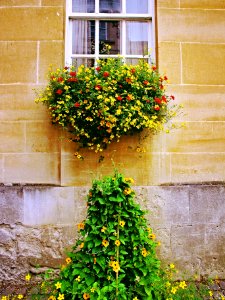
[85,276,95,286]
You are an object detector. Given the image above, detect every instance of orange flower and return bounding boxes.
[80,242,84,249]
[77,222,85,230]
[83,293,90,299]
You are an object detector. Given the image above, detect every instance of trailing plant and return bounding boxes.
[35,58,181,154]
[28,172,218,300]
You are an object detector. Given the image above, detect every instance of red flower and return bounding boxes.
[50,76,55,80]
[95,85,102,90]
[143,80,149,85]
[126,95,132,101]
[152,66,157,71]
[131,68,136,74]
[70,71,77,77]
[154,105,160,111]
[64,66,69,70]
[116,96,122,101]
[74,102,80,108]
[162,95,167,103]
[103,71,109,77]
[170,95,175,100]
[154,97,162,104]
[96,66,101,72]
[160,84,164,89]
[126,78,132,83]
[57,77,63,82]
[164,75,168,81]
[68,77,78,82]
[56,89,63,95]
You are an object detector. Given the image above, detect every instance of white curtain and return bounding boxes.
[126,22,148,56]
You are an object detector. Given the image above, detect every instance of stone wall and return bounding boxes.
[0,184,224,293]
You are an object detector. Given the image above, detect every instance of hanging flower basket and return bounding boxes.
[35,58,178,153]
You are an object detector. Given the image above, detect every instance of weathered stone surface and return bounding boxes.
[0,184,224,288]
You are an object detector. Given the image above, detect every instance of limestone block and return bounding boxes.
[157,0,179,8]
[165,85,225,122]
[180,0,225,9]
[41,0,64,6]
[189,186,225,224]
[39,41,64,83]
[162,121,225,153]
[23,187,77,225]
[4,153,60,184]
[158,42,181,84]
[158,9,225,43]
[170,153,225,183]
[182,44,225,85]
[171,224,206,257]
[25,120,60,153]
[0,42,37,84]
[0,0,40,5]
[0,155,4,182]
[0,121,25,153]
[0,84,48,121]
[0,187,23,224]
[205,224,225,257]
[0,7,64,41]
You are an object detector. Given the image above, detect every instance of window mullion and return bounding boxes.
[121,20,126,60]
[95,20,100,62]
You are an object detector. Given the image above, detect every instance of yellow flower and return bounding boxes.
[55,281,62,289]
[75,276,81,282]
[115,240,121,246]
[133,297,138,300]
[179,281,187,289]
[209,291,213,297]
[102,239,109,247]
[57,293,64,300]
[101,226,107,232]
[48,296,56,300]
[166,281,171,287]
[18,295,24,299]
[119,220,125,227]
[80,242,84,249]
[169,263,175,269]
[171,287,177,294]
[2,296,7,300]
[123,188,132,195]
[66,257,72,264]
[149,233,156,240]
[141,248,148,257]
[90,287,95,293]
[25,273,31,281]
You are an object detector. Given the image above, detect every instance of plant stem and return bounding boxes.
[115,204,121,300]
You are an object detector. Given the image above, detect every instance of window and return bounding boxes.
[65,0,155,66]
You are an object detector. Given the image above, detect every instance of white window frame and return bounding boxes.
[65,0,155,66]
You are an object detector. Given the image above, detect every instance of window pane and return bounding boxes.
[126,0,148,13]
[72,0,95,13]
[126,22,148,55]
[99,21,120,54]
[72,20,95,54]
[126,58,148,65]
[72,58,95,68]
[100,0,121,13]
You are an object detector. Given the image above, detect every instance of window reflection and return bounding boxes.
[100,0,121,13]
[72,0,95,13]
[99,21,120,54]
[126,0,148,13]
